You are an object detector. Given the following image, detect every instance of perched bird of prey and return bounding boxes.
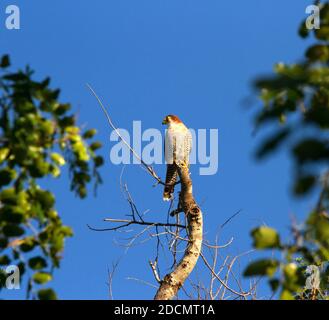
[162,115,192,201]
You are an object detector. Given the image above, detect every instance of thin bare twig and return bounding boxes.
[107,260,120,300]
[88,215,186,233]
[87,83,166,186]
[126,277,158,289]
[149,260,161,284]
[220,209,242,229]
[200,251,252,298]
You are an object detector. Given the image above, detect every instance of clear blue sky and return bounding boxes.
[1,0,316,299]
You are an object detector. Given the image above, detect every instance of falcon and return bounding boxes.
[162,115,192,201]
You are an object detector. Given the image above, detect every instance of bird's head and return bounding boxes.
[162,115,182,126]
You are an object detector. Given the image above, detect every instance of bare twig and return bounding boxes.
[87,83,166,185]
[107,260,120,300]
[89,218,186,230]
[126,277,158,289]
[200,251,252,298]
[220,209,242,229]
[149,260,161,284]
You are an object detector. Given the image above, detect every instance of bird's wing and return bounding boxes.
[164,128,176,164]
[176,126,192,165]
[185,129,192,158]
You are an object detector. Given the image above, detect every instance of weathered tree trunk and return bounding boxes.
[154,164,203,300]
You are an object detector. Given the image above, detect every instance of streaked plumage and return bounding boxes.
[162,115,192,201]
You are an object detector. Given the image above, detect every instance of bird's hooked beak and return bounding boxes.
[162,117,168,125]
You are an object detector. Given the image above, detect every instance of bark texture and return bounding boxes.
[154,164,203,300]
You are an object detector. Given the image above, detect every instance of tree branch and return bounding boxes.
[154,163,203,300]
[87,218,186,232]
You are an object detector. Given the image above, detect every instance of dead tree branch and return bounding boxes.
[88,218,186,231]
[154,163,203,300]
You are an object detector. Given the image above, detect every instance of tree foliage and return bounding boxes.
[0,55,103,299]
[245,1,329,300]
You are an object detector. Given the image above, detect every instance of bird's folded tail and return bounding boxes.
[163,164,177,201]
[163,184,175,201]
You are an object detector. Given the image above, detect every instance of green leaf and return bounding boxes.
[0,148,10,164]
[256,128,290,159]
[0,189,17,205]
[315,26,329,41]
[3,72,27,81]
[37,288,57,300]
[283,263,298,278]
[0,168,17,187]
[50,153,66,166]
[280,289,294,300]
[251,226,280,249]
[33,272,52,284]
[47,209,58,219]
[94,156,104,167]
[298,20,309,38]
[49,164,61,178]
[83,129,97,139]
[17,262,26,276]
[50,234,64,252]
[28,257,47,270]
[20,237,37,252]
[0,270,6,289]
[3,224,25,237]
[0,55,10,68]
[306,98,329,129]
[293,138,329,164]
[0,238,8,249]
[293,175,316,196]
[314,216,329,245]
[0,255,10,266]
[72,140,90,161]
[318,246,329,260]
[34,189,55,210]
[58,116,75,128]
[269,278,280,292]
[282,263,305,292]
[60,225,73,237]
[77,186,87,198]
[0,205,25,223]
[306,45,329,62]
[28,158,50,178]
[90,142,102,151]
[54,103,70,116]
[244,259,279,277]
[40,120,55,136]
